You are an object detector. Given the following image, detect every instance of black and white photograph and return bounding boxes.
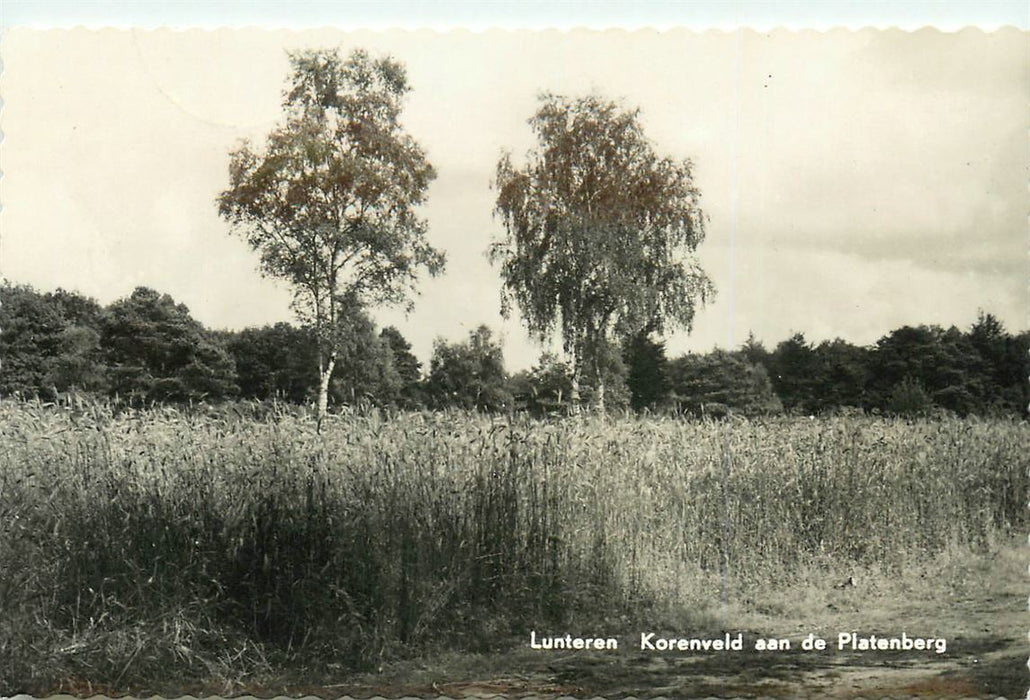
[0,6,1027,699]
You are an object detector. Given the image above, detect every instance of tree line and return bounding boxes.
[1,282,1025,418]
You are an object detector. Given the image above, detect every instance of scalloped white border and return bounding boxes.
[0,12,1027,699]
[0,1,1027,32]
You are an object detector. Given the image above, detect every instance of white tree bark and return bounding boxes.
[569,371,581,415]
[569,343,582,415]
[317,351,337,429]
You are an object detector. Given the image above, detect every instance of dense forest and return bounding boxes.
[1,283,1027,418]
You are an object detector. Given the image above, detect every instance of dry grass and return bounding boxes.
[0,399,1025,693]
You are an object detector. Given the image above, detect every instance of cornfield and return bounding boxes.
[1,399,1026,691]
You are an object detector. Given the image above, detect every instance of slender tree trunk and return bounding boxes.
[569,343,582,416]
[317,351,337,430]
[592,350,607,415]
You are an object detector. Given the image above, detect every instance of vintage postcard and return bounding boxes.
[0,19,1027,700]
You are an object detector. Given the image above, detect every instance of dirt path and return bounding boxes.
[309,537,1026,699]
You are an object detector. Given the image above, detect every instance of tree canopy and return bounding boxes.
[380,326,424,408]
[667,349,782,418]
[223,323,318,403]
[491,94,714,410]
[101,287,237,403]
[217,47,444,420]
[1,285,77,397]
[622,331,670,411]
[426,326,511,412]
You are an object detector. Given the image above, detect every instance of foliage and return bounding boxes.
[217,48,444,418]
[509,353,574,415]
[766,333,823,415]
[576,339,631,410]
[426,325,511,411]
[47,288,105,327]
[0,285,107,397]
[508,344,629,415]
[380,326,424,408]
[225,318,413,409]
[886,376,933,417]
[867,325,986,417]
[46,325,106,395]
[739,331,769,367]
[968,312,1029,416]
[667,349,782,417]
[491,94,714,407]
[812,338,871,411]
[0,285,73,396]
[328,304,403,407]
[101,287,238,402]
[622,330,670,411]
[223,323,318,403]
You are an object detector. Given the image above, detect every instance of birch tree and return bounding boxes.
[491,94,714,412]
[218,48,443,423]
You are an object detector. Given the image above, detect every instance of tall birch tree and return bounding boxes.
[491,94,714,412]
[218,48,443,423]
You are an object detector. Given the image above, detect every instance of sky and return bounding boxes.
[1,23,1027,371]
